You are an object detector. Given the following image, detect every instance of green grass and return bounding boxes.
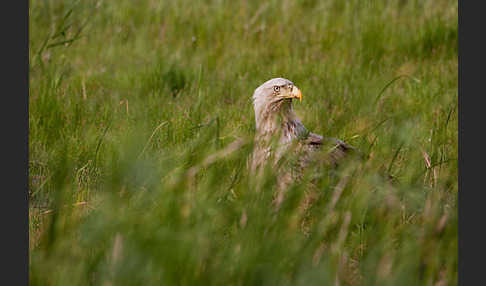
[29,0,457,285]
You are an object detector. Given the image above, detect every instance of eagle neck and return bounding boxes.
[255,100,300,142]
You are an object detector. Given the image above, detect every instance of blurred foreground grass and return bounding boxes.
[29,0,457,285]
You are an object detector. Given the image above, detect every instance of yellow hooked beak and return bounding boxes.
[291,86,303,102]
[279,86,303,102]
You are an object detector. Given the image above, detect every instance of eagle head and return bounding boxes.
[252,77,303,131]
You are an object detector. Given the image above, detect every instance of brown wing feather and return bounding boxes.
[302,132,360,167]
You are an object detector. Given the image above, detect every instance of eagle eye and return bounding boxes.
[273,86,280,92]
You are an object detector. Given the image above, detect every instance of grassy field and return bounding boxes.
[29,0,457,285]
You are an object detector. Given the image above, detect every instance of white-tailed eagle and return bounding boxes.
[250,78,358,186]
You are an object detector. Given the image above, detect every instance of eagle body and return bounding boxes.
[250,78,356,185]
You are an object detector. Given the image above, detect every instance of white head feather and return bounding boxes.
[252,78,294,130]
